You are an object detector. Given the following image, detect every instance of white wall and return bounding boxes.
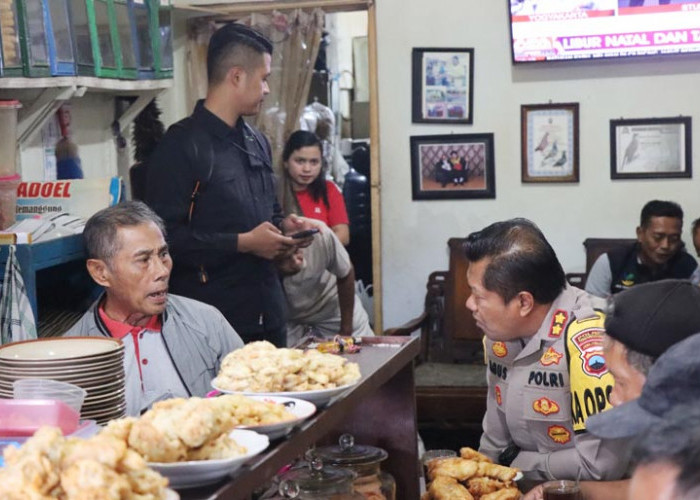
[376,0,700,328]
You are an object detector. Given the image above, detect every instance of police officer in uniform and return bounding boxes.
[464,219,629,485]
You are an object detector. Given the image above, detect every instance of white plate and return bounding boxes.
[149,429,269,489]
[164,488,179,500]
[237,395,316,439]
[212,382,357,407]
[0,338,122,362]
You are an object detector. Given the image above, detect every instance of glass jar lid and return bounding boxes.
[309,434,388,467]
[280,459,358,497]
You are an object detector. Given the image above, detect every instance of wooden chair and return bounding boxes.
[384,238,487,445]
[566,237,636,289]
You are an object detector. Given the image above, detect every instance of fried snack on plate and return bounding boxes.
[460,447,493,463]
[428,476,475,500]
[427,457,478,481]
[475,461,519,482]
[480,487,521,500]
[60,459,132,500]
[213,340,361,392]
[0,426,168,500]
[186,432,247,461]
[467,477,507,496]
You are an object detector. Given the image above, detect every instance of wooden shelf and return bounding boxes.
[179,336,421,500]
[0,77,172,146]
[0,77,172,93]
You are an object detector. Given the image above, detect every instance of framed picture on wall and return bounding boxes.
[410,133,495,200]
[411,48,474,124]
[521,102,579,183]
[610,116,692,179]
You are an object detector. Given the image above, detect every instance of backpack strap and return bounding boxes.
[171,117,215,225]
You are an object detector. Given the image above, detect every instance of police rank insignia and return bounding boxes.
[492,342,508,358]
[533,397,560,416]
[548,310,568,338]
[495,385,502,406]
[540,347,563,366]
[547,425,571,444]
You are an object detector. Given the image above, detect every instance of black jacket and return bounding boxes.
[145,102,286,339]
[607,242,697,294]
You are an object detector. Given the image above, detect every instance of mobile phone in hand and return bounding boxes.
[290,228,320,239]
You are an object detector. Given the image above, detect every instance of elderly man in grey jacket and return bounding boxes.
[65,201,243,415]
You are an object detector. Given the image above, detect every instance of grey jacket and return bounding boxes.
[65,294,244,397]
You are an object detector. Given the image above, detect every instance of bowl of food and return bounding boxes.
[212,341,361,407]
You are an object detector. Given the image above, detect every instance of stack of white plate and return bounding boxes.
[0,337,126,425]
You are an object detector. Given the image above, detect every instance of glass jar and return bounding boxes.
[279,459,365,499]
[308,434,396,500]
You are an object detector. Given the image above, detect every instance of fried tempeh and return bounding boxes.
[428,476,475,500]
[476,461,519,482]
[427,457,479,481]
[479,487,521,500]
[467,476,506,496]
[459,447,493,463]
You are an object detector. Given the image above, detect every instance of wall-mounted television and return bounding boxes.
[509,0,700,62]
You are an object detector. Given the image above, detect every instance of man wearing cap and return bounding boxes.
[523,279,700,500]
[585,200,697,298]
[465,219,627,484]
[629,401,700,500]
[146,24,314,347]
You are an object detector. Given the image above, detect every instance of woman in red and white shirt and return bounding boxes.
[282,130,349,245]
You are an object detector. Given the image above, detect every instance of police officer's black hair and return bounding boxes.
[463,218,566,304]
[207,23,273,84]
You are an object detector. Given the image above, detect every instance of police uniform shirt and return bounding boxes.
[479,285,630,481]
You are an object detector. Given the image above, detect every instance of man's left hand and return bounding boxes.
[281,215,321,248]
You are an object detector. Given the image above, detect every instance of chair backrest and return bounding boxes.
[583,238,636,275]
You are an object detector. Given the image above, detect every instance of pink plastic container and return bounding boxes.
[0,399,80,437]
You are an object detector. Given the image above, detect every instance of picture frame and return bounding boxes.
[411,47,474,124]
[521,103,579,183]
[610,116,692,180]
[410,133,495,200]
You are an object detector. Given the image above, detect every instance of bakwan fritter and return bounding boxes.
[108,395,295,463]
[0,427,168,500]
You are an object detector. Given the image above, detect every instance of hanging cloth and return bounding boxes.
[1,245,38,344]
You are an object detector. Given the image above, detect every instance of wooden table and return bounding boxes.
[179,336,421,500]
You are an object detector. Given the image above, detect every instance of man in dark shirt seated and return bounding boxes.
[585,200,697,298]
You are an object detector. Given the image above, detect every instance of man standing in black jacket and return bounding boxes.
[585,200,698,298]
[146,24,313,346]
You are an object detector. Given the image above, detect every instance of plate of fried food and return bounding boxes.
[422,447,521,500]
[101,397,271,489]
[238,395,316,439]
[212,341,362,407]
[0,426,171,499]
[148,429,269,489]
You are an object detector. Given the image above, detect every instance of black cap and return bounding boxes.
[604,279,700,357]
[587,332,700,439]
